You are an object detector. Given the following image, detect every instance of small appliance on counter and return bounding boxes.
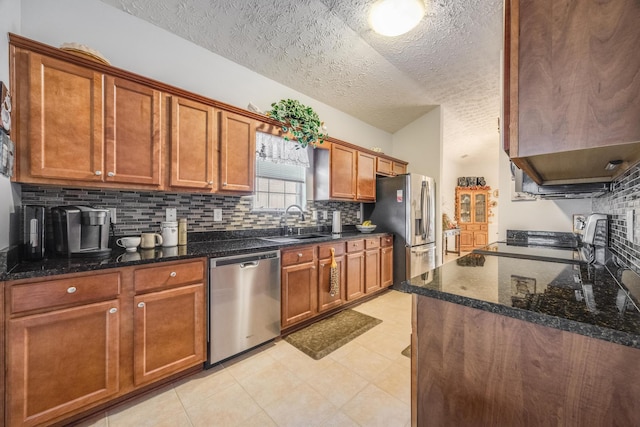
[580,213,609,265]
[52,206,112,257]
[23,205,46,260]
[332,211,342,235]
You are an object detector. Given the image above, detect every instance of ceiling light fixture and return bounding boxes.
[369,0,425,37]
[604,160,623,171]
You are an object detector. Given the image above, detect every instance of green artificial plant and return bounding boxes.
[266,99,327,148]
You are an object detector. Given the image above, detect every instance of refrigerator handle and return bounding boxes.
[420,181,428,239]
[426,180,431,241]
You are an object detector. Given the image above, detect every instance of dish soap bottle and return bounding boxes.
[178,218,187,246]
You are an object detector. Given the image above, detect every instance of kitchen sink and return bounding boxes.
[259,233,330,243]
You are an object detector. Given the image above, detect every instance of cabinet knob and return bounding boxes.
[109,308,118,314]
[107,171,115,177]
[95,170,102,176]
[223,182,227,186]
[137,302,145,308]
[67,286,77,294]
[311,265,316,269]
[208,181,214,185]
[170,271,177,277]
[320,263,325,267]
[297,253,303,258]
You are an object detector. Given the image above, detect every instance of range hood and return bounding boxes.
[513,163,610,199]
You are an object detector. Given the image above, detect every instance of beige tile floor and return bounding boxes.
[78,290,414,427]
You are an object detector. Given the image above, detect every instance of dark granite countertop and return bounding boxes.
[393,252,640,349]
[1,229,390,281]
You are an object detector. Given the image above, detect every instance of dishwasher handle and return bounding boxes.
[240,261,259,269]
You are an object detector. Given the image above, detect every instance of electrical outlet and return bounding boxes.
[108,208,117,224]
[166,208,177,222]
[356,210,361,220]
[312,211,318,220]
[213,209,223,222]
[322,210,328,220]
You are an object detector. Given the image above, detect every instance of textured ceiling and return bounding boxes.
[99,0,503,161]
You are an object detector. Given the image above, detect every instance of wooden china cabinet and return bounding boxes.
[455,186,490,252]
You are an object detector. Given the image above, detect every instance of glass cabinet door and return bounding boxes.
[459,193,472,223]
[475,193,486,223]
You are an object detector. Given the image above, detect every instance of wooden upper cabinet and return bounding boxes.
[330,144,357,200]
[104,77,162,186]
[170,96,217,190]
[356,151,376,201]
[376,157,393,176]
[27,53,104,182]
[219,111,255,193]
[506,0,640,183]
[392,161,407,176]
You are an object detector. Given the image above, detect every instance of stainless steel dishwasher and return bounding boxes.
[208,250,281,366]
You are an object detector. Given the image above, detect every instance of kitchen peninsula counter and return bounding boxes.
[395,252,640,426]
[1,230,390,281]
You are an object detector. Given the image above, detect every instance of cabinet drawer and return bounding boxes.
[346,239,365,253]
[365,237,380,250]
[282,246,316,266]
[466,224,482,231]
[480,224,488,231]
[10,272,121,314]
[134,259,205,293]
[381,235,393,247]
[318,242,346,258]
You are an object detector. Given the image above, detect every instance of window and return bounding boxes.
[253,132,309,212]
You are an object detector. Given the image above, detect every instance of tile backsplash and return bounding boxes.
[20,185,362,236]
[593,163,640,274]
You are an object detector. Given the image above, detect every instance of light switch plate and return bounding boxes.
[322,210,328,220]
[166,208,177,222]
[311,211,318,220]
[213,209,222,222]
[627,209,635,242]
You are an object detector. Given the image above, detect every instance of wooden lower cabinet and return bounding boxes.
[7,301,120,427]
[133,283,205,386]
[4,259,207,427]
[318,243,346,312]
[380,245,393,288]
[281,247,318,328]
[282,236,393,329]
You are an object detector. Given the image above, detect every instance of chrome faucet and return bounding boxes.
[281,204,305,235]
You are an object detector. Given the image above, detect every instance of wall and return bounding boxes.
[593,163,640,275]
[391,107,443,262]
[497,149,592,239]
[21,185,361,235]
[19,0,392,152]
[0,0,21,251]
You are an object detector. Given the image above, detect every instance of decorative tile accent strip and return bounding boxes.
[593,163,640,275]
[20,185,362,236]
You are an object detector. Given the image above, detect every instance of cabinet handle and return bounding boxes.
[95,170,102,176]
[170,271,177,277]
[107,171,115,177]
[109,308,118,314]
[138,302,145,308]
[67,286,77,294]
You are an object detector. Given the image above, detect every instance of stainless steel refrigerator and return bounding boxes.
[364,173,436,286]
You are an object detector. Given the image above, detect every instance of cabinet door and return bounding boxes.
[133,283,205,386]
[104,77,162,186]
[170,97,217,190]
[474,231,488,248]
[28,53,104,182]
[460,231,474,252]
[474,193,487,223]
[318,255,346,312]
[365,249,382,293]
[392,162,407,175]
[356,151,376,201]
[330,144,356,200]
[458,191,472,224]
[219,111,256,193]
[376,157,393,176]
[380,246,393,288]
[346,251,365,301]
[7,301,120,427]
[281,261,318,328]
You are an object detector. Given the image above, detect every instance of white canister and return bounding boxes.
[161,221,178,247]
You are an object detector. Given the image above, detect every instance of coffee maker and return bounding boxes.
[52,206,112,257]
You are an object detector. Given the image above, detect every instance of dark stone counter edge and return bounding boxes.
[392,281,640,350]
[1,231,391,281]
